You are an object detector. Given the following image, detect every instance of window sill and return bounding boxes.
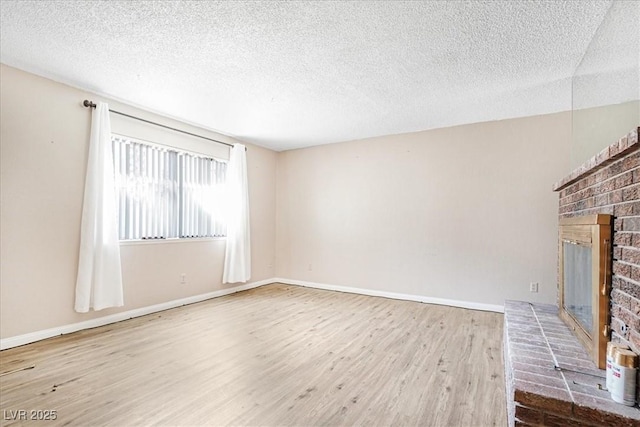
[119,237,226,246]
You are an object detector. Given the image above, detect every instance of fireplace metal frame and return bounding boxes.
[558,214,612,369]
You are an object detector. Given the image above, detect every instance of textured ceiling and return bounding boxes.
[0,1,628,151]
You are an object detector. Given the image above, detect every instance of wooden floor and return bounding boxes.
[0,284,506,426]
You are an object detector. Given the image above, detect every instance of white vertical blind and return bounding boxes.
[112,135,226,240]
[179,154,227,238]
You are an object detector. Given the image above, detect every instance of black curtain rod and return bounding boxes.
[83,100,235,149]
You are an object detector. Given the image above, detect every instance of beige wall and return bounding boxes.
[276,113,572,307]
[0,65,277,339]
[1,63,579,340]
[571,100,640,170]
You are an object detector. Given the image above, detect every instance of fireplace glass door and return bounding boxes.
[562,242,593,336]
[558,214,611,369]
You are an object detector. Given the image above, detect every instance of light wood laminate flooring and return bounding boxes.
[0,284,506,426]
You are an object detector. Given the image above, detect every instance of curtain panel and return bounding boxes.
[223,144,251,283]
[75,102,124,312]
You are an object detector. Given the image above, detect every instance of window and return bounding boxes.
[112,135,227,240]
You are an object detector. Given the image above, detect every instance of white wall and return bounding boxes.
[0,64,276,339]
[276,113,572,307]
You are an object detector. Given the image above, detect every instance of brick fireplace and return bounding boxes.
[555,128,640,352]
[503,127,640,425]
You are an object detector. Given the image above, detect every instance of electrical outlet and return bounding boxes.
[180,273,187,284]
[529,282,539,293]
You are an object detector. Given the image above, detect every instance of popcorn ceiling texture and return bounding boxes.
[572,1,640,111]
[0,0,622,150]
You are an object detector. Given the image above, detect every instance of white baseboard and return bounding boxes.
[273,278,505,313]
[0,278,274,350]
[1,277,504,350]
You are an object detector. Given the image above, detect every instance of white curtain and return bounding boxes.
[75,102,124,312]
[223,144,251,283]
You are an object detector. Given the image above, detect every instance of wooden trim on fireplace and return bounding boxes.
[558,214,612,369]
[559,214,613,226]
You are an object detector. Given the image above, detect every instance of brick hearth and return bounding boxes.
[504,300,640,426]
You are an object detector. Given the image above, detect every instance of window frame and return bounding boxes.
[111,133,228,243]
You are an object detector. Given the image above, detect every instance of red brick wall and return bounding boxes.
[554,128,640,353]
